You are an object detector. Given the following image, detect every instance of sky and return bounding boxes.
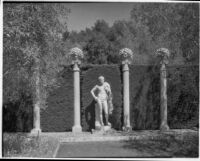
[66,3,134,32]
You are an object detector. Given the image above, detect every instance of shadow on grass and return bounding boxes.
[122,133,199,158]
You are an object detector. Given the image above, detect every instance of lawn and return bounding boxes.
[3,131,199,158]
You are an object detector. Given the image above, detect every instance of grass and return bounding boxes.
[3,131,199,158]
[3,133,59,158]
[123,133,199,157]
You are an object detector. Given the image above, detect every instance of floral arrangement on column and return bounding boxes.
[119,48,133,64]
[69,47,84,64]
[155,48,170,65]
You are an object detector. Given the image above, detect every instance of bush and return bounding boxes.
[3,94,33,132]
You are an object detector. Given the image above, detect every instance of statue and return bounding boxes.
[91,76,113,130]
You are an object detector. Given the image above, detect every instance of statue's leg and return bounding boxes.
[97,99,104,126]
[102,101,109,126]
[95,103,101,128]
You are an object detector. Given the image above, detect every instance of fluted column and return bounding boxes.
[156,48,170,131]
[119,48,133,132]
[70,47,83,133]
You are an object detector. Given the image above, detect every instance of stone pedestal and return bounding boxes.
[95,103,101,130]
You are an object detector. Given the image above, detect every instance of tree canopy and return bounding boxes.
[3,3,70,105]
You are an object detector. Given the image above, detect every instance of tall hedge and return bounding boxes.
[129,65,160,130]
[81,65,122,131]
[167,65,199,129]
[40,66,74,132]
[129,65,199,130]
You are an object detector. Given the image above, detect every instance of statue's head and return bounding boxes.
[98,76,105,85]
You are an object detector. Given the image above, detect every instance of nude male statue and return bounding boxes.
[91,76,113,128]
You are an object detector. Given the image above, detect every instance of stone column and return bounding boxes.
[31,58,41,134]
[119,48,133,132]
[70,47,83,133]
[156,48,170,131]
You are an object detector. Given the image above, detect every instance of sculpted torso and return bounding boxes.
[95,84,108,101]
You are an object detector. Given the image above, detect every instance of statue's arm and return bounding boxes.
[104,82,111,94]
[91,85,98,100]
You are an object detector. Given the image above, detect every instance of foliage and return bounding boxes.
[168,65,199,129]
[67,3,198,65]
[3,3,70,107]
[3,133,59,158]
[130,3,199,65]
[3,94,33,132]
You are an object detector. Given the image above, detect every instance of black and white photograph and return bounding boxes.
[0,0,199,159]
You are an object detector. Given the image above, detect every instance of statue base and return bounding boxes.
[92,125,112,134]
[122,126,132,132]
[103,125,111,131]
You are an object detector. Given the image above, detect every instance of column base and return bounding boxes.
[160,123,169,131]
[72,125,82,133]
[31,128,41,135]
[122,126,132,132]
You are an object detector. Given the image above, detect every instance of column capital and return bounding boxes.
[119,48,133,65]
[155,48,170,65]
[69,47,84,65]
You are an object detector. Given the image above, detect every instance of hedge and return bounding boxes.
[129,65,160,130]
[167,65,199,129]
[81,64,122,131]
[129,65,199,130]
[40,66,74,132]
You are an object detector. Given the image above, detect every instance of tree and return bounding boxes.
[130,3,199,65]
[3,3,70,108]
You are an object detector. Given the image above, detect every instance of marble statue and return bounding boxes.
[91,76,113,130]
